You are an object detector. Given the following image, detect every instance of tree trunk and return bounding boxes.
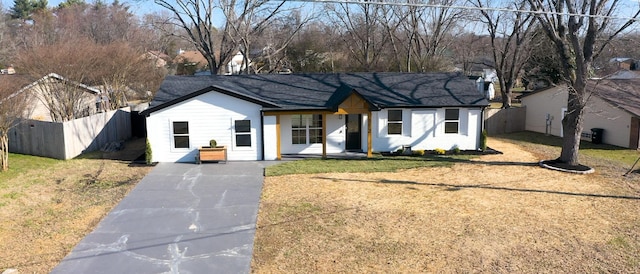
[558,83,586,165]
[0,133,8,171]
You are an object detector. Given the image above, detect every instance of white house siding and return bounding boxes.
[521,87,568,137]
[279,114,345,154]
[583,96,632,148]
[372,108,482,152]
[522,87,633,148]
[263,116,278,160]
[146,91,263,162]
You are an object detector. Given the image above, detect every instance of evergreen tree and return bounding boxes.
[10,0,48,20]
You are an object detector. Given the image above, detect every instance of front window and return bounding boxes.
[445,109,459,134]
[235,120,251,147]
[292,115,307,144]
[172,121,189,148]
[387,110,402,135]
[291,114,323,144]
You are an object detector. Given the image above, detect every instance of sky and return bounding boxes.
[0,0,166,16]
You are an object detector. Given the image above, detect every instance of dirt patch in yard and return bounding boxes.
[252,139,640,273]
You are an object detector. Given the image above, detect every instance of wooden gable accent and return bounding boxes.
[336,93,370,114]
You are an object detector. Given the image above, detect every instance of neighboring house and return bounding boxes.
[226,51,251,75]
[174,50,209,75]
[609,57,635,71]
[474,76,496,100]
[143,51,171,68]
[20,73,102,121]
[520,78,640,149]
[1,66,15,75]
[175,49,255,75]
[141,72,489,162]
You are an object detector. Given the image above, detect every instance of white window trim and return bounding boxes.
[170,120,190,152]
[291,114,323,145]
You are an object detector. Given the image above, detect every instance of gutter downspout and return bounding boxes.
[480,106,487,150]
[260,110,265,161]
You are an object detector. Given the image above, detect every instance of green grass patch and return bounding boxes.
[2,191,22,199]
[266,155,474,176]
[493,131,640,166]
[0,153,61,186]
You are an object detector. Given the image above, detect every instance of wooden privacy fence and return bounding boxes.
[484,107,526,135]
[9,107,132,160]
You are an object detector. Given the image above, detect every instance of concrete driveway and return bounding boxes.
[51,161,275,274]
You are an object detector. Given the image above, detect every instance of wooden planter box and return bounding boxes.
[196,146,227,164]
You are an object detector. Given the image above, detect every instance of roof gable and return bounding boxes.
[336,91,375,114]
[142,85,279,115]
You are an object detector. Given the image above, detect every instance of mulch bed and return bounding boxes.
[540,159,595,174]
[381,147,503,157]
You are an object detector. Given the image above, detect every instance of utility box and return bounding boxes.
[591,128,604,144]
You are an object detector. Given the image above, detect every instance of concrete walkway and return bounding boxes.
[51,161,274,274]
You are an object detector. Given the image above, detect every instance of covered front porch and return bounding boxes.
[263,91,375,160]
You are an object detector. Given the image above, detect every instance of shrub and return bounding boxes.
[145,138,152,165]
[451,146,461,154]
[412,149,425,156]
[434,148,446,155]
[209,139,217,147]
[396,148,404,154]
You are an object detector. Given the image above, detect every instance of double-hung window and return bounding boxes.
[292,115,307,144]
[172,121,190,149]
[235,120,251,147]
[444,109,460,134]
[291,114,323,144]
[387,110,402,135]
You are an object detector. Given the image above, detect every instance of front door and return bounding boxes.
[345,114,362,151]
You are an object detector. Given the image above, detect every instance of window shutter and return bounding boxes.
[460,109,469,136]
[402,109,412,136]
[377,110,387,137]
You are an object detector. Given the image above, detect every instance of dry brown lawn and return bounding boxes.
[0,138,152,273]
[252,138,640,273]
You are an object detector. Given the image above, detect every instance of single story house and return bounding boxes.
[141,72,490,162]
[21,73,103,121]
[520,78,640,149]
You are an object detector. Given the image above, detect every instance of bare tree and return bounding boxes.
[450,33,492,75]
[327,2,391,71]
[249,9,312,73]
[91,42,163,110]
[16,38,99,122]
[474,0,536,108]
[0,76,29,171]
[155,0,307,75]
[396,0,466,72]
[528,0,640,166]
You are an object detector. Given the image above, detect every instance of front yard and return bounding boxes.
[1,133,639,273]
[0,138,152,273]
[251,133,640,272]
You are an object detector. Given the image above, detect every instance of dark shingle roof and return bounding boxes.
[145,72,489,114]
[592,79,640,117]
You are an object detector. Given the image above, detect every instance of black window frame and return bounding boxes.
[234,120,252,147]
[387,109,403,135]
[172,121,190,149]
[444,109,460,134]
